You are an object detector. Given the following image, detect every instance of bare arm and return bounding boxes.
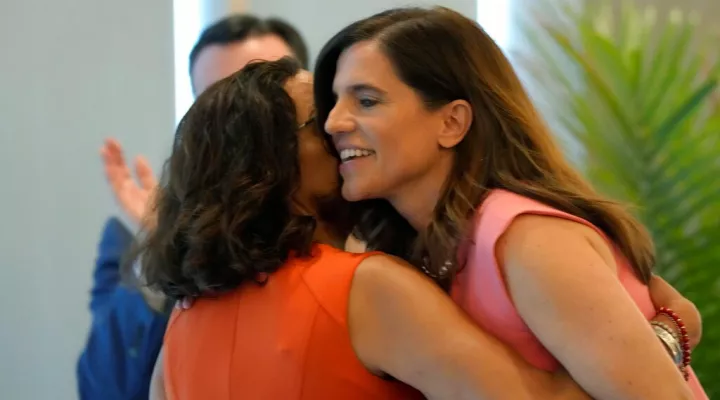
[149,346,166,400]
[348,254,592,400]
[500,215,692,400]
[346,231,703,350]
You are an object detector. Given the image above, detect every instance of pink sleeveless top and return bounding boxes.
[451,189,707,398]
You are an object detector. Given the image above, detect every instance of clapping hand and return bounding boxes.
[100,138,157,227]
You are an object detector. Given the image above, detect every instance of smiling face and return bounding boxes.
[314,8,622,283]
[324,41,451,205]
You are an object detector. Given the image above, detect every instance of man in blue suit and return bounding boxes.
[77,15,309,399]
[76,217,169,399]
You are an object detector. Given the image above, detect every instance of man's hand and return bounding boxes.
[101,138,157,226]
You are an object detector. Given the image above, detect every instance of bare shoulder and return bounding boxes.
[498,213,616,273]
[349,253,461,343]
[353,253,432,296]
[347,253,445,375]
[501,213,597,248]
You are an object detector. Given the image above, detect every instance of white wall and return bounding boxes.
[247,0,478,67]
[175,0,249,123]
[0,1,174,399]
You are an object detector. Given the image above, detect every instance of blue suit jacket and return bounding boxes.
[77,217,168,400]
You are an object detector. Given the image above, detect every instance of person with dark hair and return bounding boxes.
[314,6,706,399]
[78,13,309,400]
[189,14,309,94]
[143,57,599,400]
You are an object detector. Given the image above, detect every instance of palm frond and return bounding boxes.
[517,0,720,393]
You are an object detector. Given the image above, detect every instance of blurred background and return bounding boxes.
[0,0,717,399]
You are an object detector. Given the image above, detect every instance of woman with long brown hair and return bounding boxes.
[315,6,707,399]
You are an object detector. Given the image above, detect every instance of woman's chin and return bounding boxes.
[341,183,368,202]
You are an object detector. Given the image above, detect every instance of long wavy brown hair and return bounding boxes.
[314,7,655,289]
[133,58,347,300]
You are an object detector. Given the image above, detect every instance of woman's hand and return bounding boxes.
[175,297,194,310]
[648,275,702,349]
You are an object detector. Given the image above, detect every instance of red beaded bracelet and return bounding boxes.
[658,306,691,379]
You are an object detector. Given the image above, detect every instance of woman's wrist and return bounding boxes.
[651,320,683,364]
[652,307,691,380]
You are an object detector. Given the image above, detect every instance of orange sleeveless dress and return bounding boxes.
[162,244,423,400]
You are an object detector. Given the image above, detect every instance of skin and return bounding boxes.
[327,42,463,229]
[191,35,295,95]
[325,41,695,399]
[150,71,594,400]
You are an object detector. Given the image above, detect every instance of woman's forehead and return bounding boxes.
[286,71,315,116]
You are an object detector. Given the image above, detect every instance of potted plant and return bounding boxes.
[516,0,720,393]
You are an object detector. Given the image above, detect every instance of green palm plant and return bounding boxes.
[515,0,720,394]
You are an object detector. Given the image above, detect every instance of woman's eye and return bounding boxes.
[358,98,379,108]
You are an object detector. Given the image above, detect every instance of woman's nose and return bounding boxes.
[324,102,355,136]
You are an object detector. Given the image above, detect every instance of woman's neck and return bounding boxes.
[312,219,345,249]
[389,155,453,232]
[294,196,349,250]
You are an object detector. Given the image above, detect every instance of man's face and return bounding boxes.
[191,34,295,95]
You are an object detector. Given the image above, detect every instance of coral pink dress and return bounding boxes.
[451,189,707,398]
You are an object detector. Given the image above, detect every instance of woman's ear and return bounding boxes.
[437,99,472,149]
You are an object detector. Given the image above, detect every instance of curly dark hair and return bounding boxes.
[134,57,331,300]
